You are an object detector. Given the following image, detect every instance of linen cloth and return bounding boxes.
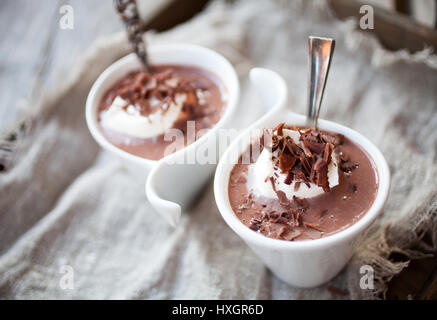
[1,0,436,299]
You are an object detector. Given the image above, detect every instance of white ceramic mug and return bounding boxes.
[86,44,239,226]
[214,68,391,288]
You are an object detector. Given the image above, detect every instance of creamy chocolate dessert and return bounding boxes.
[98,65,226,160]
[228,124,378,241]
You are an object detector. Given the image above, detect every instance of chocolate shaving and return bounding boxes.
[277,226,287,239]
[271,135,280,151]
[274,122,285,136]
[268,211,279,219]
[281,229,302,241]
[301,127,313,135]
[303,222,324,232]
[301,144,313,158]
[276,190,290,207]
[303,140,325,155]
[185,90,197,106]
[269,176,277,192]
[293,164,307,182]
[299,155,312,175]
[314,158,329,192]
[294,181,301,191]
[279,152,297,173]
[324,143,333,163]
[106,68,200,118]
[155,68,173,80]
[320,132,343,145]
[284,172,293,185]
[292,196,308,209]
[285,139,301,156]
[249,222,260,231]
[273,216,289,225]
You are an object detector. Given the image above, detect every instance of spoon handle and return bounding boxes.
[114,0,150,72]
[306,36,335,129]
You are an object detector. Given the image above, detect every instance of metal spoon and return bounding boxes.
[114,0,150,72]
[306,36,335,129]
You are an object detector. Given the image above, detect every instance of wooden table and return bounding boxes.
[0,0,189,131]
[0,1,118,131]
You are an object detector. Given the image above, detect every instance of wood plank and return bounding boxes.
[143,0,210,32]
[386,256,437,300]
[0,0,59,131]
[329,0,437,52]
[394,0,411,15]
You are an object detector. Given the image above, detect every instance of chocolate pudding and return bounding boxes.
[98,65,226,160]
[228,124,378,241]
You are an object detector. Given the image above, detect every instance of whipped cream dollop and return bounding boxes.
[100,94,186,139]
[248,127,340,200]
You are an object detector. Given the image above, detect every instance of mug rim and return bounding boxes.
[85,43,240,167]
[214,111,391,251]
